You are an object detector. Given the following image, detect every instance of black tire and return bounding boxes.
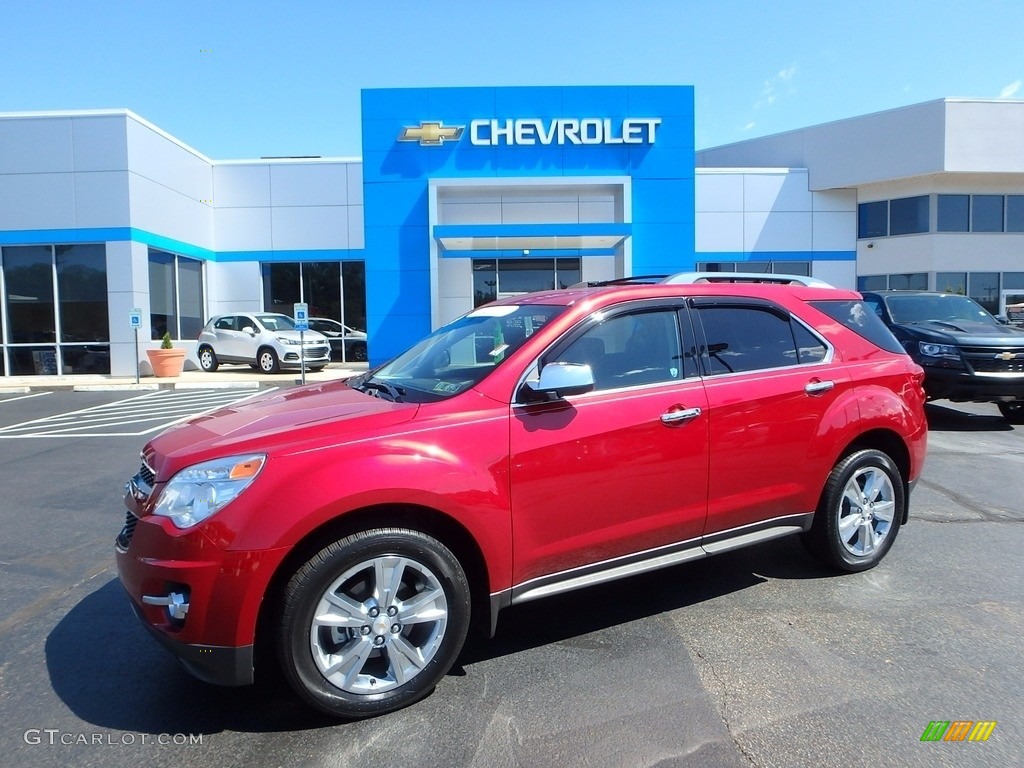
[997,401,1024,425]
[803,449,905,573]
[257,347,280,374]
[198,345,219,372]
[351,343,368,362]
[275,528,471,719]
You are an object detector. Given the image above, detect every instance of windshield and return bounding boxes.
[256,314,296,331]
[352,304,564,403]
[885,294,998,326]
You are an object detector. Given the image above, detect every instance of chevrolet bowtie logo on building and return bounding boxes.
[398,121,465,146]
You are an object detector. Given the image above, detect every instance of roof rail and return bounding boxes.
[571,275,669,288]
[661,272,835,288]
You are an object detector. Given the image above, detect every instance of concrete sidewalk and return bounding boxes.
[0,362,368,393]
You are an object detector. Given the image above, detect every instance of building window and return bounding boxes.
[471,258,581,308]
[148,249,204,341]
[858,201,888,238]
[937,195,970,232]
[261,261,367,359]
[887,273,928,291]
[889,196,929,236]
[1,243,109,375]
[935,272,967,294]
[968,272,1000,314]
[1007,196,1024,233]
[857,275,888,291]
[972,195,1004,232]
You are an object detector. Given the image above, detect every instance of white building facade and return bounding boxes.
[0,90,1019,378]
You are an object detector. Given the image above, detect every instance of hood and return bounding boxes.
[144,380,417,479]
[897,320,1024,345]
[274,329,328,342]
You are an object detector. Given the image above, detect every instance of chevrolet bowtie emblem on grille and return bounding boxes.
[996,351,1018,361]
[398,121,465,146]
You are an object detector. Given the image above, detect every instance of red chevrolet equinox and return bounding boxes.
[117,280,927,718]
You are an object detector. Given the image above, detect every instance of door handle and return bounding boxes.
[661,406,702,425]
[805,379,835,396]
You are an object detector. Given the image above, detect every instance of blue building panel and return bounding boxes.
[361,85,696,363]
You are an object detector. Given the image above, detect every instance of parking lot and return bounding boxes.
[0,389,1020,768]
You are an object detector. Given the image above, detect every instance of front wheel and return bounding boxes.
[275,528,471,719]
[803,449,905,572]
[257,347,280,374]
[997,401,1024,425]
[198,345,219,372]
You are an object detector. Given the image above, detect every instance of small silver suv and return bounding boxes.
[197,313,331,373]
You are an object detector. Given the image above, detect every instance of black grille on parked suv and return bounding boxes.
[961,346,1024,374]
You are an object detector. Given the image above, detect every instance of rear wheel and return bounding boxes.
[803,449,904,572]
[275,528,470,719]
[997,401,1024,424]
[257,347,280,374]
[198,345,219,372]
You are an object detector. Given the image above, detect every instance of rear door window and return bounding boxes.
[693,301,828,375]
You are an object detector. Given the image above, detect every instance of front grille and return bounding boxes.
[116,509,138,550]
[961,346,1024,374]
[139,459,156,487]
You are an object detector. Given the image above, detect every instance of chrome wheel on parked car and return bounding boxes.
[198,345,219,372]
[803,449,904,572]
[275,528,470,718]
[257,347,280,374]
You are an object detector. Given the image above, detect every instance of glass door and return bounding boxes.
[1001,290,1024,326]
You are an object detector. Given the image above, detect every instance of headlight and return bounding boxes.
[918,341,960,360]
[277,336,301,345]
[152,454,266,529]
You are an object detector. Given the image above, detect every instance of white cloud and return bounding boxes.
[754,64,798,111]
[999,80,1021,99]
[743,122,756,131]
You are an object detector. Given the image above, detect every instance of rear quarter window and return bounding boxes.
[809,300,905,354]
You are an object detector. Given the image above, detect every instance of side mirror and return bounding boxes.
[242,326,256,335]
[995,315,1010,325]
[525,362,595,400]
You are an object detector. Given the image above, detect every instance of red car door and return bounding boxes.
[507,304,710,593]
[692,298,857,537]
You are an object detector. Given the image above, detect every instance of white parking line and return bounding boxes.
[0,392,53,405]
[0,388,275,438]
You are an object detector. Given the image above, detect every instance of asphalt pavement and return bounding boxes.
[0,395,1020,768]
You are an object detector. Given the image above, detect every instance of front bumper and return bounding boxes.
[921,365,1024,402]
[279,347,331,368]
[129,601,254,685]
[116,513,290,686]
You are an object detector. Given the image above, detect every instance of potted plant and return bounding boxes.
[146,332,186,377]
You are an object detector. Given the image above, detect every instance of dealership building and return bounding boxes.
[1,86,1023,377]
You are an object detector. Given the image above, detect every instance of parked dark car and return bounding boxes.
[861,290,1024,423]
[307,318,368,362]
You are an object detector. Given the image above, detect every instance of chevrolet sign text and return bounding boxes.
[469,118,661,146]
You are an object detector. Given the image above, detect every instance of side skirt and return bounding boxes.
[487,512,813,637]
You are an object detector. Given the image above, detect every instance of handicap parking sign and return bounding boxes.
[294,303,309,331]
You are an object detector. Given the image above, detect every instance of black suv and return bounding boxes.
[861,290,1024,423]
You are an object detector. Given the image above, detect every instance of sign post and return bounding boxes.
[294,303,309,386]
[129,308,143,384]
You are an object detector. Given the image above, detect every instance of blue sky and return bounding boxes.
[2,0,1021,159]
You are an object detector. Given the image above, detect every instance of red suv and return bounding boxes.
[117,281,927,718]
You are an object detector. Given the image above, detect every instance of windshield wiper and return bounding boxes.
[354,377,406,402]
